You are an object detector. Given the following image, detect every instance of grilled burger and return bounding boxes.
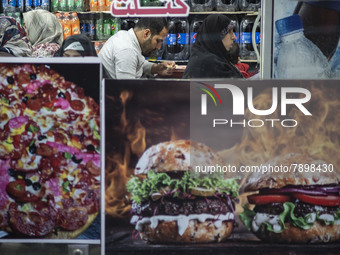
[126,140,239,243]
[240,153,340,243]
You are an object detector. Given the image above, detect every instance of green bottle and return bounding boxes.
[103,16,111,40]
[96,13,104,40]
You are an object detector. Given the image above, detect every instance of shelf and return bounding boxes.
[189,11,259,15]
[240,59,258,63]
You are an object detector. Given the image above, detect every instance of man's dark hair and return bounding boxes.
[135,18,168,36]
[228,41,240,65]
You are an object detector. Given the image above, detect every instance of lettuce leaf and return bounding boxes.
[126,170,239,203]
[240,202,340,234]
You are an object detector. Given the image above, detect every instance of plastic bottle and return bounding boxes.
[105,0,111,11]
[41,0,49,10]
[7,0,16,12]
[103,15,111,40]
[238,0,261,12]
[88,13,96,40]
[215,0,237,12]
[165,18,177,60]
[79,13,88,35]
[190,0,213,12]
[71,12,80,35]
[275,14,331,79]
[75,0,84,11]
[95,13,103,40]
[56,12,63,29]
[90,0,98,11]
[51,0,59,11]
[229,15,239,44]
[189,16,203,50]
[330,40,340,78]
[111,17,119,36]
[67,0,75,11]
[33,0,40,9]
[98,0,105,11]
[239,15,256,60]
[165,18,189,60]
[62,12,72,40]
[177,18,189,60]
[60,0,67,11]
[16,0,24,12]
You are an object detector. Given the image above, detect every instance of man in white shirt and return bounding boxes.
[99,18,174,79]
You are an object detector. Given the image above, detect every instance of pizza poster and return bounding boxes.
[0,59,101,242]
[104,79,340,253]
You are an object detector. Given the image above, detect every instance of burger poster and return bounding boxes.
[104,79,340,253]
[0,58,101,244]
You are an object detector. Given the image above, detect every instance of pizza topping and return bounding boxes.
[30,74,37,80]
[36,144,54,157]
[6,180,26,199]
[54,98,70,110]
[70,100,85,111]
[26,97,43,111]
[7,76,14,84]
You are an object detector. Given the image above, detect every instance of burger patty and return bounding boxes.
[254,200,339,217]
[132,196,234,217]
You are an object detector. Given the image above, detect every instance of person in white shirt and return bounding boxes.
[99,17,175,79]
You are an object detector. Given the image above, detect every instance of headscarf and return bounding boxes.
[54,34,98,57]
[23,10,63,46]
[195,14,236,62]
[0,16,32,57]
[183,14,243,79]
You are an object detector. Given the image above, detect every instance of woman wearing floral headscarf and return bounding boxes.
[183,14,243,79]
[23,9,63,57]
[0,16,32,57]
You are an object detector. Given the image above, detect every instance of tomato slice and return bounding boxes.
[293,193,340,207]
[247,194,291,205]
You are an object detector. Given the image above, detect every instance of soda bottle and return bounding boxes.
[56,12,63,29]
[67,0,75,11]
[275,15,331,79]
[7,0,16,12]
[41,0,49,10]
[229,15,239,44]
[239,0,261,12]
[176,18,189,60]
[75,0,84,11]
[215,0,238,12]
[239,15,256,60]
[105,0,111,11]
[165,18,177,60]
[79,13,88,35]
[189,16,203,50]
[62,12,72,39]
[51,0,59,11]
[111,17,119,36]
[98,0,105,11]
[60,0,67,11]
[95,13,103,40]
[88,13,96,40]
[90,0,97,11]
[103,15,111,40]
[190,0,213,12]
[33,0,40,9]
[71,12,80,35]
[16,0,24,12]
